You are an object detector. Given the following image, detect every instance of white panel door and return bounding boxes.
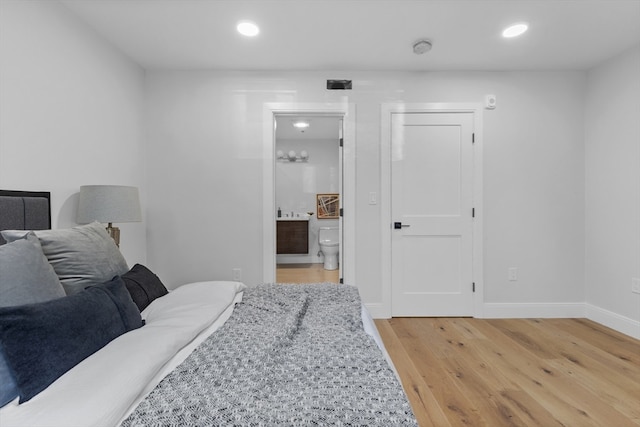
[391,112,474,316]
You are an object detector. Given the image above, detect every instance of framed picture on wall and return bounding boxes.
[317,193,339,219]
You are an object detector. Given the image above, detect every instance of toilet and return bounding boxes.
[318,227,339,270]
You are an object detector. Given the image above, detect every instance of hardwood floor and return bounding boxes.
[375,317,640,427]
[275,263,340,284]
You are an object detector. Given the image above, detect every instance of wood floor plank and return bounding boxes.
[526,318,640,388]
[496,389,570,427]
[448,317,488,340]
[447,320,582,427]
[551,318,640,367]
[404,318,535,426]
[484,318,566,360]
[377,318,640,427]
[472,320,634,427]
[389,318,488,427]
[547,356,640,421]
[275,263,339,284]
[445,320,562,427]
[523,319,640,419]
[533,322,640,392]
[375,320,452,427]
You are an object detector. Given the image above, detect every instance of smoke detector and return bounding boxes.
[413,39,433,55]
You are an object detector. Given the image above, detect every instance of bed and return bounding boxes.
[0,190,417,426]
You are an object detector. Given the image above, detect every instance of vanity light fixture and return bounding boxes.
[237,20,259,37]
[276,149,309,162]
[502,22,529,38]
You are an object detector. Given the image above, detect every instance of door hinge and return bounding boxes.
[472,207,475,217]
[472,133,475,143]
[340,278,344,284]
[339,208,343,217]
[472,282,476,292]
[339,138,344,147]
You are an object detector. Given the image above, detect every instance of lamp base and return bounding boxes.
[106,223,120,247]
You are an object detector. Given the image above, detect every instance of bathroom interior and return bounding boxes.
[275,115,342,284]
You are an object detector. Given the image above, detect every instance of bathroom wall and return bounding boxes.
[276,136,340,264]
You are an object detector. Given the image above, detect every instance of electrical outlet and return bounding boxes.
[232,268,242,281]
[508,267,518,281]
[632,278,640,294]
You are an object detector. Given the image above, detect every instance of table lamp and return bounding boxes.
[77,185,141,246]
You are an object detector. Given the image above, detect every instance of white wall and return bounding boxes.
[5,2,636,335]
[145,70,587,316]
[585,45,640,337]
[0,1,147,265]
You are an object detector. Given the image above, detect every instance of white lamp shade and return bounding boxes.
[77,185,142,224]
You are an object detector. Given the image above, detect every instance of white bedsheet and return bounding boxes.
[0,281,246,427]
[0,282,394,427]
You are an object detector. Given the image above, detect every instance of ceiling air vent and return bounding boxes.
[326,80,352,90]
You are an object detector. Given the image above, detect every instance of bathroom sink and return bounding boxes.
[277,213,310,221]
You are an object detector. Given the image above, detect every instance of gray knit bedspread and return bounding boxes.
[121,283,417,426]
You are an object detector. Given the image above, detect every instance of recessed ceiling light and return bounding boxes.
[293,121,310,129]
[502,22,529,38]
[237,21,259,37]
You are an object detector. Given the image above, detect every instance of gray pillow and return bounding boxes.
[1,222,129,295]
[0,232,65,307]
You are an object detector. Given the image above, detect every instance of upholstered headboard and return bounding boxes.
[0,190,51,245]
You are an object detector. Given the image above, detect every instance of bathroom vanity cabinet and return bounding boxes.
[277,220,309,254]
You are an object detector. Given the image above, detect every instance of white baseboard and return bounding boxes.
[585,303,640,340]
[365,303,390,319]
[482,302,586,319]
[368,301,639,340]
[369,302,585,320]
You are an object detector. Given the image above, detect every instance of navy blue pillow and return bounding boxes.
[101,275,146,331]
[0,347,18,407]
[121,264,168,312]
[0,277,143,403]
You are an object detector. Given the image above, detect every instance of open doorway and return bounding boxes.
[274,115,343,284]
[262,102,355,286]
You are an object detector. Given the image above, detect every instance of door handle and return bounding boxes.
[394,222,410,229]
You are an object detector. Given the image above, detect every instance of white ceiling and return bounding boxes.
[62,0,640,72]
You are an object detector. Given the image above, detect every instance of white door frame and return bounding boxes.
[381,103,484,318]
[263,102,356,285]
